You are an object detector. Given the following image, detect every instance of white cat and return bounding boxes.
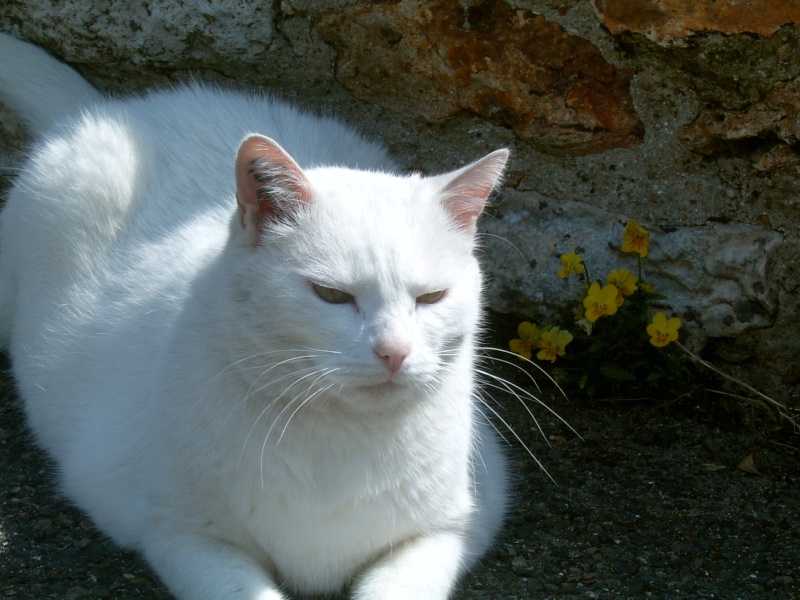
[0,34,509,599]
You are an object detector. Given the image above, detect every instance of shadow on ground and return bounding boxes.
[1,351,798,599]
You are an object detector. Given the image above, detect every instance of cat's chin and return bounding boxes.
[356,379,406,393]
[337,375,435,407]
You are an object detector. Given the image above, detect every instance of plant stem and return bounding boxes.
[637,254,643,282]
[676,341,799,431]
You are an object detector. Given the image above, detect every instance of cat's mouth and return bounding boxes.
[357,377,403,391]
[353,370,437,397]
[346,369,415,394]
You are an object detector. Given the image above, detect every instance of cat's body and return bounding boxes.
[0,34,508,599]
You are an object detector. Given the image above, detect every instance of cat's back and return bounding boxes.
[1,83,393,328]
[5,84,391,248]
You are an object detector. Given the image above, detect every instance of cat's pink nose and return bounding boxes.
[374,342,410,374]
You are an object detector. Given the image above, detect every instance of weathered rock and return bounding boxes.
[592,0,800,42]
[480,190,782,342]
[678,76,800,177]
[0,1,276,91]
[317,0,643,155]
[755,144,800,175]
[678,78,800,173]
[3,1,274,66]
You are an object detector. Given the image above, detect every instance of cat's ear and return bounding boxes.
[438,149,509,234]
[235,134,312,245]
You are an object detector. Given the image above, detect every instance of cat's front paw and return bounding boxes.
[351,532,464,600]
[352,577,453,600]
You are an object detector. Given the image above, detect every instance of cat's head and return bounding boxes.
[226,135,508,412]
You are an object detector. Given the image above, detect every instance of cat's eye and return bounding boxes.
[416,290,447,305]
[312,283,354,305]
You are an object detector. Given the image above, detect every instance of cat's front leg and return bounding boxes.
[142,531,286,600]
[352,530,466,600]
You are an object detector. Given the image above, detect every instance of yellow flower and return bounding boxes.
[557,252,585,279]
[583,282,619,323]
[621,219,649,257]
[607,268,639,306]
[509,321,541,360]
[647,312,681,347]
[640,282,655,294]
[536,327,573,363]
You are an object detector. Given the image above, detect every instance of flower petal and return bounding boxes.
[558,252,584,279]
[517,321,540,341]
[537,347,558,362]
[555,329,573,349]
[509,339,532,359]
[666,317,682,334]
[622,219,650,257]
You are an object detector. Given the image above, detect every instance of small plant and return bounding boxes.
[509,219,799,433]
[510,219,693,399]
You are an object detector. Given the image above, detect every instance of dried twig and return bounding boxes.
[677,341,799,432]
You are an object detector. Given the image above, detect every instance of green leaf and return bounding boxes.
[579,370,590,389]
[588,339,608,354]
[599,363,637,381]
[646,372,663,384]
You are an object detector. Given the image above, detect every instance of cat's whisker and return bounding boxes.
[275,368,339,445]
[473,393,513,451]
[203,351,326,435]
[436,344,580,469]
[258,371,340,488]
[475,393,555,484]
[257,367,338,445]
[303,347,342,356]
[244,363,328,407]
[235,362,331,466]
[237,365,324,445]
[434,357,552,460]
[476,367,581,441]
[474,230,526,261]
[275,370,340,445]
[237,395,285,469]
[483,348,569,400]
[478,348,580,439]
[214,348,340,383]
[237,349,339,392]
[473,369,552,448]
[228,351,326,401]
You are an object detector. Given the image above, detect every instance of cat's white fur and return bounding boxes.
[0,34,509,599]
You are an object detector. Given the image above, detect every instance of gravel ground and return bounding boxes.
[1,349,798,600]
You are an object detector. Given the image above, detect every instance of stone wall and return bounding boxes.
[0,0,798,405]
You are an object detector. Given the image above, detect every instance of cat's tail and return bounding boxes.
[0,33,103,137]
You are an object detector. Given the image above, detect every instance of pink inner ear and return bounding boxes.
[235,135,312,244]
[441,149,509,233]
